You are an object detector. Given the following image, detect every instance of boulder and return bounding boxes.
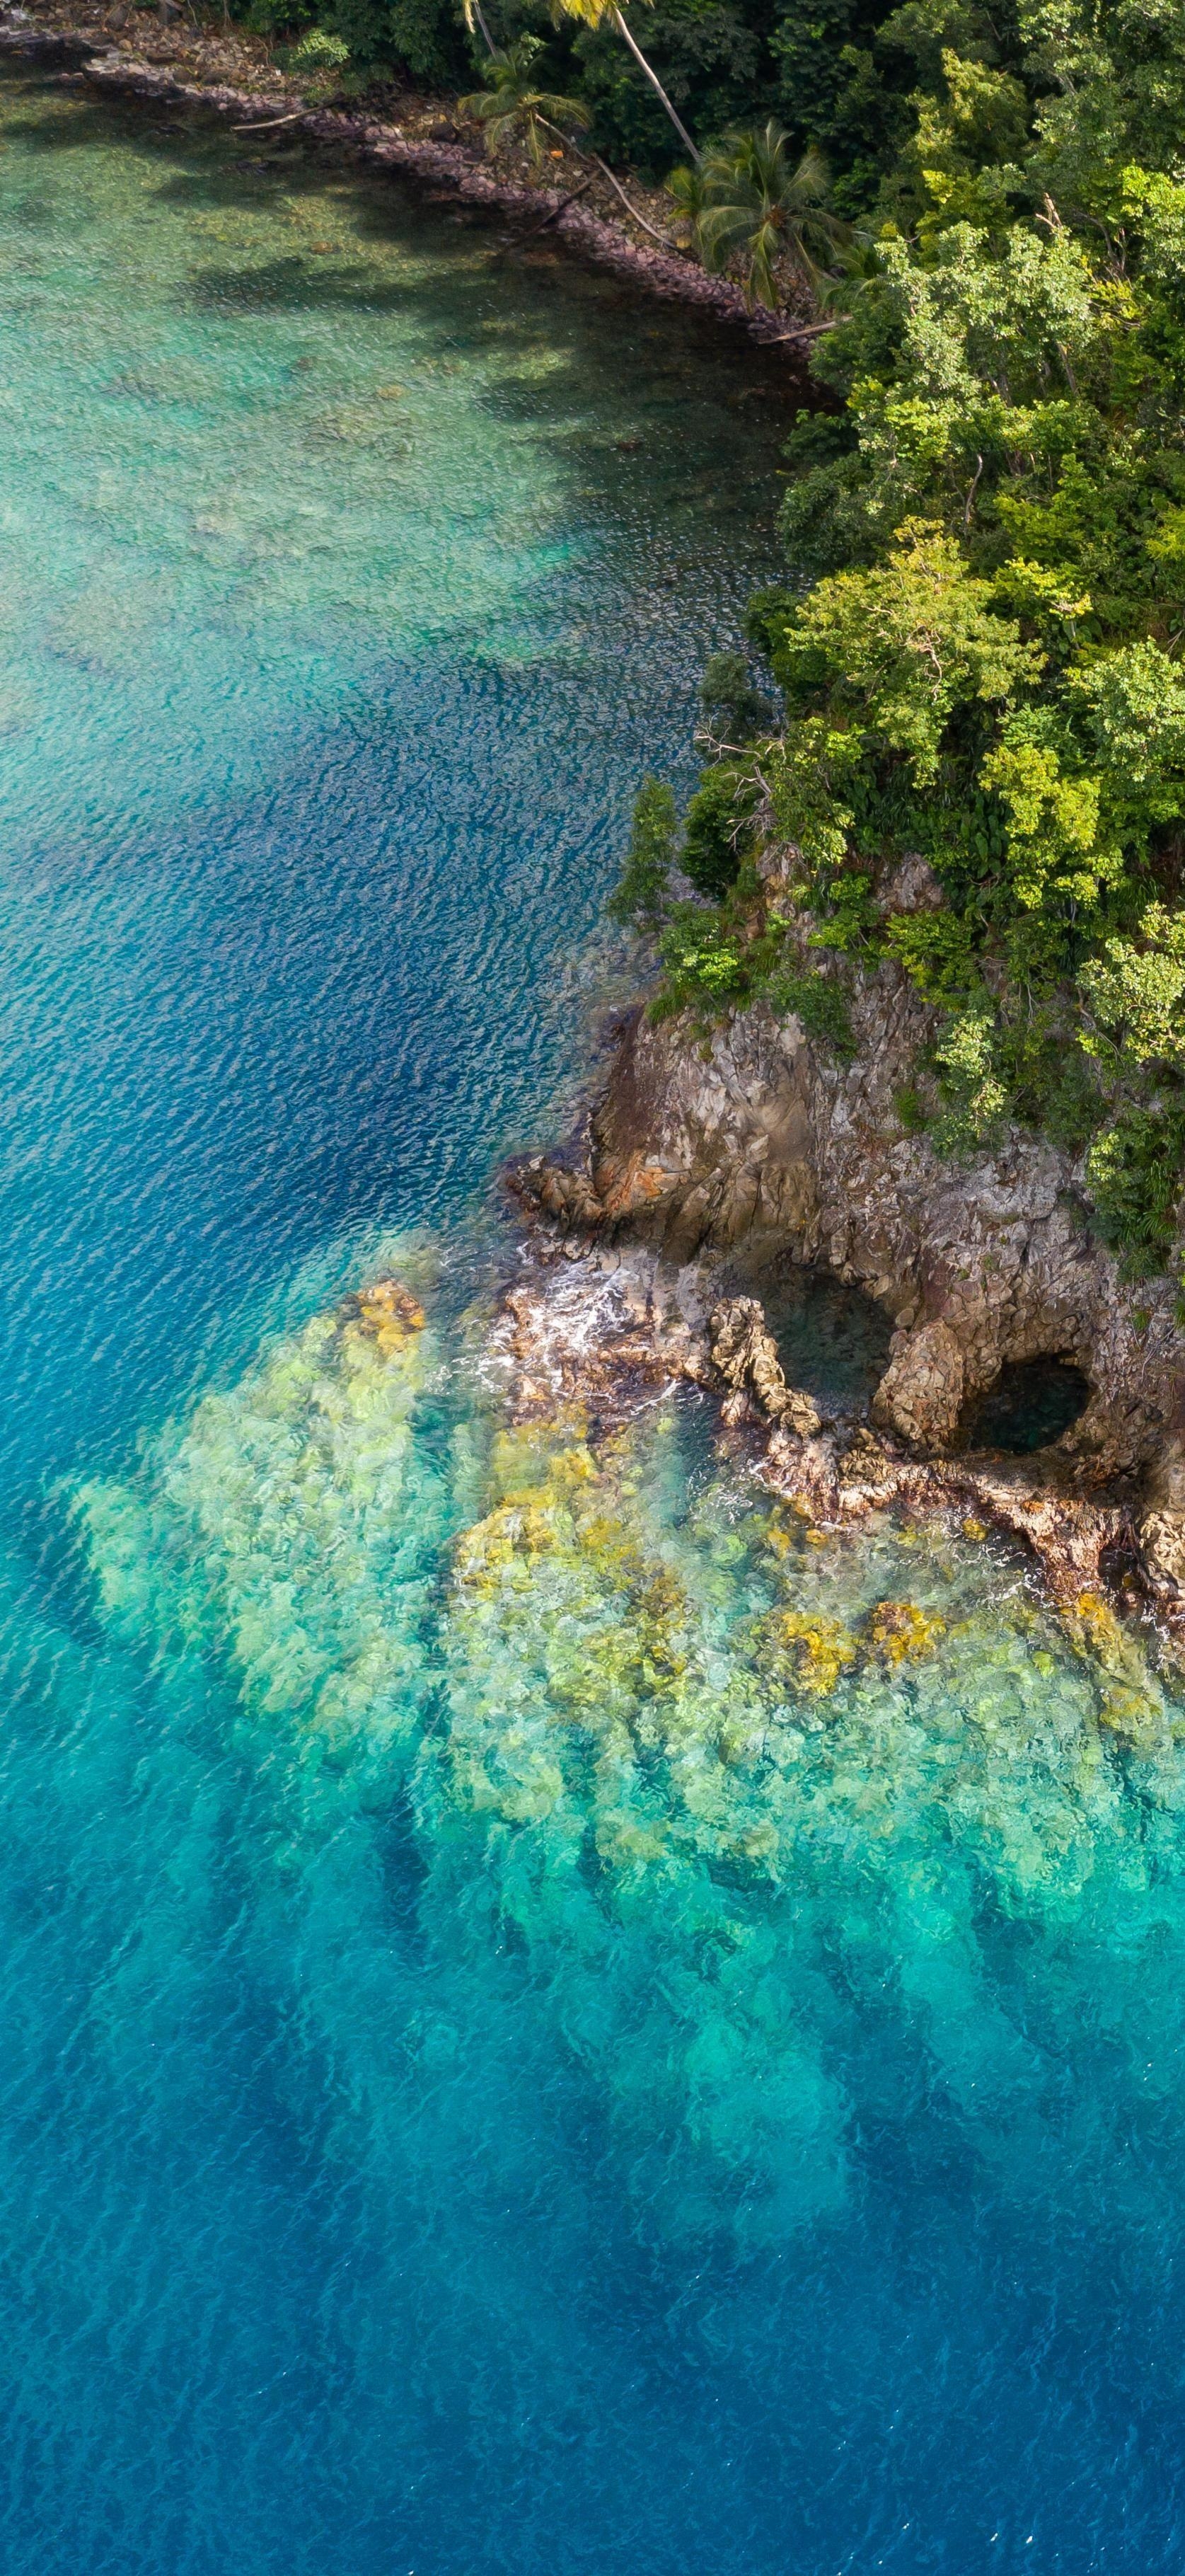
[710,1295,821,1436]
[872,1320,965,1454]
[1140,1508,1185,1592]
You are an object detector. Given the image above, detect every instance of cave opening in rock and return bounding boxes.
[717,1258,894,1420]
[961,1358,1090,1455]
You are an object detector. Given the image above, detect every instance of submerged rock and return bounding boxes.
[342,1275,426,1354]
[69,1238,1185,2249]
[480,1238,1152,1640]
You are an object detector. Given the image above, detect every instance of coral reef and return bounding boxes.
[76,1260,453,1795]
[71,1248,1185,2247]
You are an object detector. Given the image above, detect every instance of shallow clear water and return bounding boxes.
[727,1256,896,1422]
[5,67,1185,2576]
[964,1358,1092,1456]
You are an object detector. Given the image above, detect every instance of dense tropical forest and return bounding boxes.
[235,0,924,182]
[237,0,1185,1277]
[598,0,1185,1287]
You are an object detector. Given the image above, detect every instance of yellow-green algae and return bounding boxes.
[77,1255,455,1812]
[73,1262,1185,2246]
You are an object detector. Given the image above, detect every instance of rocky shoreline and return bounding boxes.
[502,974,1185,1669]
[0,4,814,349]
[11,0,1179,1675]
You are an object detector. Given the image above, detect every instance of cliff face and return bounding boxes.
[516,964,1185,1538]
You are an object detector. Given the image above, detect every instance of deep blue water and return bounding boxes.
[4,64,1185,2576]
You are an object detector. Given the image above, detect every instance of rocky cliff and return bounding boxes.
[509,962,1185,1621]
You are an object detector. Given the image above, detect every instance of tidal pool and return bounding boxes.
[4,62,1185,2576]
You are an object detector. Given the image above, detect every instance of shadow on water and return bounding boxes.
[0,55,799,1499]
[718,1254,896,1420]
[962,1356,1090,1454]
[0,69,810,563]
[187,251,420,311]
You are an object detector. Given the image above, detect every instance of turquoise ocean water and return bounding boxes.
[4,65,1185,2576]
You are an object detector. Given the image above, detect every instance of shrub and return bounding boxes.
[698,650,774,744]
[931,1007,1007,1156]
[651,904,749,1020]
[1085,1107,1185,1280]
[764,965,855,1052]
[894,1082,929,1133]
[681,763,756,899]
[606,776,678,930]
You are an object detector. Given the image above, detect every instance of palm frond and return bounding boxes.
[692,125,847,307]
[460,38,591,163]
[549,0,618,25]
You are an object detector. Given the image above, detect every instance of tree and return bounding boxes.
[694,125,847,309]
[460,35,592,166]
[548,0,701,163]
[606,776,678,928]
[666,156,709,243]
[1080,907,1185,1075]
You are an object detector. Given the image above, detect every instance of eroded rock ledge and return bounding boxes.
[504,969,1185,1640]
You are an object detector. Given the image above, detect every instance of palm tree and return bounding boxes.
[547,0,700,164]
[666,158,709,246]
[460,36,592,168]
[695,127,847,310]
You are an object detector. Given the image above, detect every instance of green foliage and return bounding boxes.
[606,775,678,928]
[235,0,1010,203]
[651,902,750,1017]
[882,904,977,999]
[698,649,773,742]
[763,964,856,1051]
[745,582,803,660]
[765,716,860,874]
[241,0,316,35]
[894,1080,930,1131]
[806,866,877,952]
[667,154,710,238]
[931,1004,1007,1153]
[460,36,591,163]
[649,899,857,1043]
[773,521,1041,785]
[690,127,849,310]
[279,24,351,70]
[231,0,1185,1291]
[572,0,759,174]
[671,0,1185,1264]
[318,0,466,81]
[1039,1047,1104,1154]
[395,0,1185,1271]
[546,0,703,166]
[681,760,756,897]
[772,0,915,210]
[1085,1104,1185,1278]
[1080,903,1185,1073]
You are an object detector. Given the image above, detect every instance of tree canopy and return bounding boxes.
[601,0,1185,1275]
[235,0,1185,1277]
